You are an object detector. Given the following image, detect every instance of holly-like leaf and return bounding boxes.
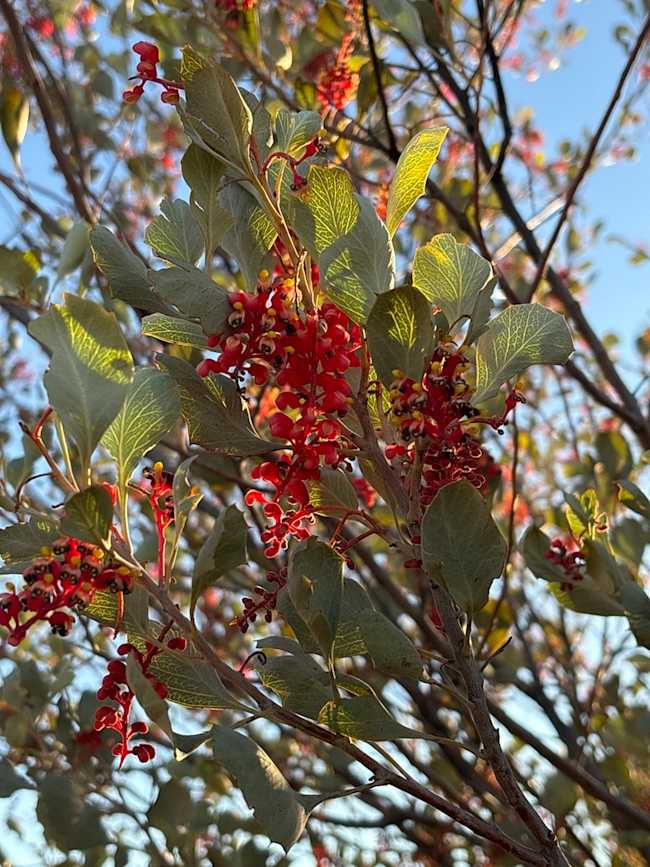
[617,480,650,520]
[274,109,322,157]
[191,505,248,618]
[422,480,507,612]
[102,367,180,492]
[211,726,311,851]
[413,234,493,327]
[181,143,233,257]
[219,183,277,290]
[181,47,254,175]
[156,355,279,456]
[29,295,134,469]
[145,199,204,265]
[319,695,426,741]
[372,0,425,45]
[60,486,113,547]
[385,127,448,235]
[90,226,167,312]
[367,286,435,385]
[150,265,232,335]
[0,518,59,572]
[305,467,359,516]
[288,538,345,661]
[292,165,395,323]
[142,313,209,348]
[472,304,574,405]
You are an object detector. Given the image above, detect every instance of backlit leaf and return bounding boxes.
[385,127,448,235]
[367,286,435,385]
[142,313,209,348]
[145,198,204,265]
[60,485,113,547]
[219,183,277,290]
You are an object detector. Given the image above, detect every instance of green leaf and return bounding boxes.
[56,220,90,283]
[145,198,204,265]
[148,779,194,846]
[1,85,29,169]
[319,695,425,741]
[288,538,344,660]
[551,584,625,617]
[126,651,173,740]
[521,526,569,583]
[181,143,233,257]
[191,505,248,618]
[372,0,425,44]
[259,653,332,719]
[60,485,113,547]
[617,480,650,520]
[0,245,39,295]
[305,467,358,516]
[171,456,203,550]
[274,109,322,157]
[28,295,134,469]
[142,313,209,348]
[620,580,650,649]
[219,183,277,290]
[37,775,108,851]
[150,265,232,335]
[0,518,59,572]
[595,430,633,480]
[101,367,180,491]
[211,726,311,851]
[422,480,507,612]
[357,610,422,679]
[472,304,574,405]
[465,278,496,345]
[0,757,34,796]
[90,226,167,312]
[157,355,279,455]
[385,127,448,235]
[181,47,253,174]
[367,286,435,385]
[292,165,395,323]
[413,234,493,328]
[173,728,213,761]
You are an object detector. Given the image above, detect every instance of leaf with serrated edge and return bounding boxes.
[156,354,279,455]
[472,304,574,405]
[219,183,277,290]
[422,481,507,612]
[211,726,310,851]
[150,265,231,335]
[413,234,492,326]
[145,199,203,265]
[274,109,322,157]
[29,295,133,468]
[367,286,434,385]
[385,128,448,235]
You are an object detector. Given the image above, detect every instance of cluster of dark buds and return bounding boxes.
[232,568,287,633]
[545,537,587,589]
[317,32,359,110]
[0,538,136,646]
[94,626,187,767]
[384,342,523,506]
[123,42,183,105]
[197,276,362,557]
[261,137,325,190]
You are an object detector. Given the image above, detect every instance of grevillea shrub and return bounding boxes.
[0,2,649,865]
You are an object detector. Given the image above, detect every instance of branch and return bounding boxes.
[362,0,400,161]
[526,14,650,300]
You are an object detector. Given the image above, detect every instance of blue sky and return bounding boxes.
[0,1,648,864]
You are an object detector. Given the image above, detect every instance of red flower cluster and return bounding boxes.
[352,477,377,509]
[545,537,587,589]
[0,539,136,647]
[141,462,175,579]
[215,0,257,10]
[385,343,520,506]
[123,42,183,105]
[197,279,362,557]
[317,33,359,111]
[94,628,187,767]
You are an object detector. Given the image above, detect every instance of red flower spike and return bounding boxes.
[123,42,183,106]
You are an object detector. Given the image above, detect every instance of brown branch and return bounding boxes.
[0,0,94,224]
[526,14,650,300]
[362,0,401,161]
